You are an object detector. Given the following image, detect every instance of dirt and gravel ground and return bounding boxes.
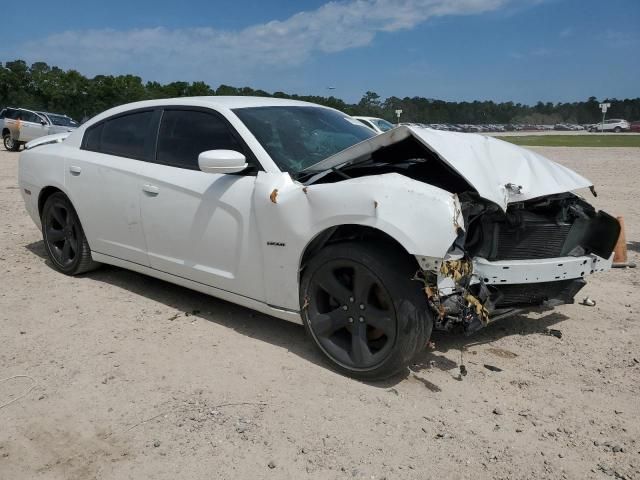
[1,146,639,480]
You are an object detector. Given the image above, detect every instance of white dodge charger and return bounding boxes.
[18,97,620,379]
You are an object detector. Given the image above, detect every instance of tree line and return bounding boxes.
[1,60,638,125]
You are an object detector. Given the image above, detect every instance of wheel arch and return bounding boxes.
[38,186,67,219]
[298,224,421,283]
[2,127,9,137]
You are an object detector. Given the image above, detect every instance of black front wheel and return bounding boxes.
[41,192,99,275]
[300,243,432,380]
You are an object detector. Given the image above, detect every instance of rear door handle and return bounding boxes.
[142,184,159,196]
[69,166,82,176]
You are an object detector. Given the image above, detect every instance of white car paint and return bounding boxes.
[18,96,613,327]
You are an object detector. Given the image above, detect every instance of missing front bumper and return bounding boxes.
[416,253,609,335]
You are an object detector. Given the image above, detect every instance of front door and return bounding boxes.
[18,111,48,142]
[138,108,264,301]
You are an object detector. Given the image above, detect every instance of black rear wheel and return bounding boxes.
[300,243,432,380]
[41,192,99,275]
[3,135,19,151]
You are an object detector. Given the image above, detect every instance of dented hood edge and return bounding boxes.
[304,126,593,210]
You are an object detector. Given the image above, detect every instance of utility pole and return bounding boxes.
[598,102,610,132]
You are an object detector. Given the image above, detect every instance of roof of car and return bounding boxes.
[195,96,320,108]
[38,111,71,117]
[353,116,385,121]
[124,96,319,110]
[82,96,327,127]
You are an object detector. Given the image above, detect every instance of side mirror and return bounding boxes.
[198,150,248,174]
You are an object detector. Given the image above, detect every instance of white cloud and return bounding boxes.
[5,0,513,82]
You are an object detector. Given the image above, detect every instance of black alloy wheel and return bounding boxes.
[301,243,432,380]
[307,259,397,369]
[41,192,99,275]
[3,135,19,151]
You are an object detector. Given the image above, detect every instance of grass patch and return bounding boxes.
[495,135,640,148]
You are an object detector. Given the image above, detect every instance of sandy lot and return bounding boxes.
[1,147,639,480]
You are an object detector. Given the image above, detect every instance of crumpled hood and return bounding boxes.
[305,126,593,210]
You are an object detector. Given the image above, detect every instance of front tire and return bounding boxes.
[41,192,99,275]
[300,243,432,380]
[3,135,19,151]
[614,126,622,133]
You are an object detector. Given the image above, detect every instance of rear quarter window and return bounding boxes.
[82,110,154,160]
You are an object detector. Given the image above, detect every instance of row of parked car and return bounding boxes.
[0,107,78,151]
[354,116,640,134]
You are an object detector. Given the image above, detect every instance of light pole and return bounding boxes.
[598,102,610,132]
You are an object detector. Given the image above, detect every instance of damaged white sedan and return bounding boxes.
[18,97,620,380]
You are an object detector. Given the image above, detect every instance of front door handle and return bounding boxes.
[69,166,82,176]
[142,184,159,196]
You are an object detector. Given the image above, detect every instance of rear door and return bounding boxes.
[3,109,20,138]
[138,107,264,300]
[65,109,158,265]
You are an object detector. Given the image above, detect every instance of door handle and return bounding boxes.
[142,184,159,196]
[69,166,82,176]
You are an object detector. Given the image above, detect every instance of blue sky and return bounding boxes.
[2,0,638,104]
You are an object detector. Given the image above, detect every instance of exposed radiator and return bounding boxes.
[494,223,572,260]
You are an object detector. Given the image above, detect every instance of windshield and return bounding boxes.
[373,118,395,132]
[46,114,78,127]
[233,106,375,173]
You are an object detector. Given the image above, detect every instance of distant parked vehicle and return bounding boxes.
[588,119,630,133]
[629,121,640,133]
[1,107,78,151]
[37,112,79,133]
[353,116,395,134]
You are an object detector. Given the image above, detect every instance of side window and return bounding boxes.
[85,111,154,160]
[21,111,40,123]
[84,123,104,151]
[156,109,243,170]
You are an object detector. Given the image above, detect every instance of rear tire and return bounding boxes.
[41,192,100,275]
[614,126,622,133]
[3,135,19,151]
[300,242,432,381]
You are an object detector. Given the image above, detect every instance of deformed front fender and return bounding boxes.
[254,171,463,311]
